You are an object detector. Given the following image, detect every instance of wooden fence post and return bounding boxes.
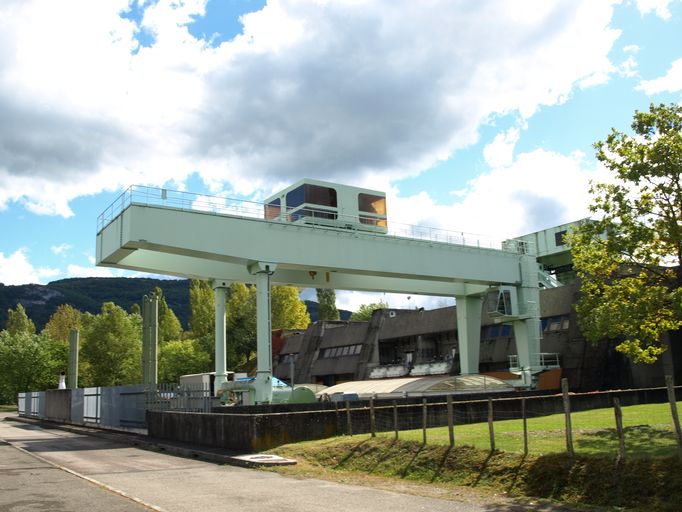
[666,375,682,457]
[345,400,353,436]
[488,398,495,452]
[562,378,574,457]
[422,398,428,445]
[522,397,528,456]
[393,400,399,440]
[370,397,376,437]
[447,394,454,448]
[613,397,626,461]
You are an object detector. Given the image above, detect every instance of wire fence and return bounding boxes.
[333,377,682,460]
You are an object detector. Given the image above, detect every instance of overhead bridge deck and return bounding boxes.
[97,186,526,295]
[96,185,542,400]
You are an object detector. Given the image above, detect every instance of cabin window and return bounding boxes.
[286,186,306,209]
[286,184,338,221]
[358,193,386,214]
[306,184,337,207]
[358,193,387,227]
[287,184,338,209]
[555,230,567,246]
[265,198,281,220]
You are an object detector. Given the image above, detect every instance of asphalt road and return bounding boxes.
[1,415,494,512]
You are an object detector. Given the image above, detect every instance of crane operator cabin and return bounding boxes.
[264,179,388,233]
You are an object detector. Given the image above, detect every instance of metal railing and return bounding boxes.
[509,353,561,372]
[97,185,535,253]
[146,383,217,413]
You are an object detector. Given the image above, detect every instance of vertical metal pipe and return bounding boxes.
[213,284,228,395]
[142,295,149,386]
[68,329,79,389]
[149,294,158,386]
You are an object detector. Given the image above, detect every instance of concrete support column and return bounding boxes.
[253,264,276,404]
[142,294,158,387]
[455,295,483,375]
[213,283,229,394]
[68,329,79,390]
[248,262,277,404]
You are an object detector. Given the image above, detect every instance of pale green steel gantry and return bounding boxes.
[96,182,545,403]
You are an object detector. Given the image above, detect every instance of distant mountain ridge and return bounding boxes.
[0,277,350,331]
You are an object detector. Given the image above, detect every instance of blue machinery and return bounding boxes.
[97,179,564,403]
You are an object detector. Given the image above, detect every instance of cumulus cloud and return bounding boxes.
[0,249,60,285]
[66,264,125,279]
[50,243,72,256]
[388,148,607,243]
[635,0,675,19]
[483,128,520,168]
[618,56,639,78]
[0,0,621,215]
[637,58,682,94]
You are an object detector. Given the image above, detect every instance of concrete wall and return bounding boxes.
[147,386,679,453]
[147,409,340,452]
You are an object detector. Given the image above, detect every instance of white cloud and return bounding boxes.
[66,264,122,279]
[483,128,520,168]
[623,44,640,53]
[388,148,608,243]
[0,249,60,285]
[335,290,454,313]
[0,0,621,215]
[618,55,639,78]
[50,243,72,256]
[635,0,675,19]
[301,288,454,313]
[637,58,682,94]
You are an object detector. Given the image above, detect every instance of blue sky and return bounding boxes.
[1,0,681,312]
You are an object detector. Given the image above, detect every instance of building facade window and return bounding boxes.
[321,344,362,358]
[541,315,570,332]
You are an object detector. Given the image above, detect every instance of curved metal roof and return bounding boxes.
[317,374,512,398]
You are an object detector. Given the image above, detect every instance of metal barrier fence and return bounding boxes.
[17,383,214,431]
[146,383,216,413]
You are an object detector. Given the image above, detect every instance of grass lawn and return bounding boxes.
[386,401,681,458]
[0,404,17,412]
[269,401,682,511]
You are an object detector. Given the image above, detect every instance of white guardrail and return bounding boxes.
[97,185,535,254]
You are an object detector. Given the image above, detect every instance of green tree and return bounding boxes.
[568,103,682,363]
[189,279,214,338]
[226,283,256,363]
[42,304,82,343]
[224,284,310,365]
[153,287,183,343]
[80,302,142,386]
[158,339,211,384]
[316,288,340,321]
[5,303,36,336]
[0,331,66,403]
[350,301,388,321]
[272,286,311,329]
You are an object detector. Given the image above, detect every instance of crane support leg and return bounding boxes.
[455,295,483,375]
[250,262,277,404]
[213,283,229,394]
